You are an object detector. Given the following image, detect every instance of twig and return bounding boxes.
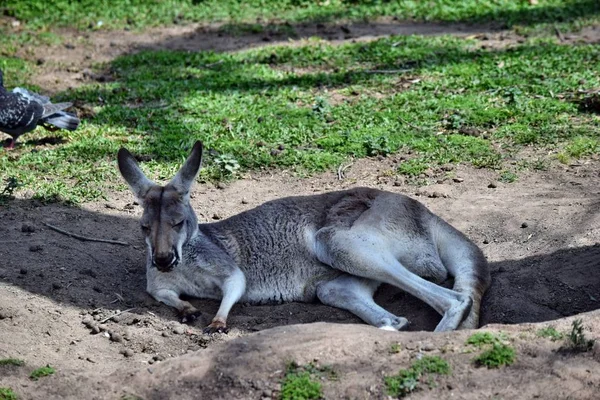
[201,59,224,69]
[42,222,130,246]
[337,163,353,180]
[398,116,426,132]
[364,69,412,74]
[99,308,135,324]
[554,26,565,42]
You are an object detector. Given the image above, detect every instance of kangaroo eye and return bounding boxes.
[173,221,184,229]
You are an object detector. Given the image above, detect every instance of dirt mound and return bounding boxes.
[5,314,600,400]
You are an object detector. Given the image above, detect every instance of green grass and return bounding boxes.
[536,326,564,341]
[1,32,598,203]
[29,365,55,381]
[474,343,516,368]
[3,0,599,31]
[0,388,17,400]
[385,355,450,398]
[280,362,325,400]
[0,358,25,367]
[466,332,504,347]
[565,319,595,352]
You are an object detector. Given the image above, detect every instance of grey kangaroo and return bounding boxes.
[118,141,490,334]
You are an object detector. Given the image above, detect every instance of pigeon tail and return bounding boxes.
[43,111,80,131]
[41,102,73,118]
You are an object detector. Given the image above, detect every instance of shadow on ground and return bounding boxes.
[1,198,599,331]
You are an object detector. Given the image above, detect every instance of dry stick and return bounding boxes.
[337,162,353,180]
[42,222,130,246]
[554,26,565,42]
[364,69,412,74]
[99,308,135,324]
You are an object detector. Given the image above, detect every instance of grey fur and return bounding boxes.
[118,141,490,333]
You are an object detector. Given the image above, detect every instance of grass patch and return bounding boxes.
[0,388,17,400]
[467,332,515,368]
[385,355,450,398]
[474,343,516,368]
[565,319,595,352]
[1,34,598,203]
[0,358,24,367]
[0,2,598,203]
[466,332,503,347]
[390,343,402,354]
[280,362,337,400]
[29,365,55,381]
[536,326,564,341]
[3,0,599,31]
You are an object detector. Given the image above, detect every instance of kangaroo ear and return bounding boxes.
[117,147,155,199]
[169,141,203,195]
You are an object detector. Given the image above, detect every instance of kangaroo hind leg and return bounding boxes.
[316,274,409,331]
[316,227,472,332]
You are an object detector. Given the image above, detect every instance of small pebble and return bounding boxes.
[29,245,43,252]
[162,331,170,338]
[483,239,490,244]
[212,213,221,220]
[453,177,464,183]
[521,222,529,228]
[52,282,62,290]
[241,198,249,204]
[82,316,94,327]
[19,268,28,275]
[216,182,226,190]
[90,325,101,334]
[21,223,35,233]
[173,326,185,335]
[111,333,123,343]
[86,357,96,363]
[488,182,497,189]
[98,324,108,332]
[122,349,134,357]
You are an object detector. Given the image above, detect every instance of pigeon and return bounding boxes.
[0,69,80,149]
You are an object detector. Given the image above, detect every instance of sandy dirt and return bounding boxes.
[1,17,600,400]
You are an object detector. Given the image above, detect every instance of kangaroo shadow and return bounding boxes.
[1,198,599,332]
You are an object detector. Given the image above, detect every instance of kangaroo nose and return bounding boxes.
[153,251,176,271]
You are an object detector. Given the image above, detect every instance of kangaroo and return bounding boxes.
[118,141,490,334]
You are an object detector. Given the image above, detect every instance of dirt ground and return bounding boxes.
[1,18,600,400]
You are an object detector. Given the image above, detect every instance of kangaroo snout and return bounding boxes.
[153,250,178,272]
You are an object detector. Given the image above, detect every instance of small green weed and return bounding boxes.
[536,327,564,341]
[0,177,22,205]
[474,344,515,368]
[385,355,450,398]
[566,319,595,352]
[30,365,55,381]
[499,170,517,183]
[466,332,500,347]
[212,154,241,178]
[390,343,402,354]
[0,388,17,400]
[0,358,25,367]
[280,362,327,400]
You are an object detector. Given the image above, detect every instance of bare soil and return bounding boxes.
[1,18,600,400]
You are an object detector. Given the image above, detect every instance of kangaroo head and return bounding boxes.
[118,141,203,272]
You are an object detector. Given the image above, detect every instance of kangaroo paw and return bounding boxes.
[180,308,203,324]
[203,318,229,334]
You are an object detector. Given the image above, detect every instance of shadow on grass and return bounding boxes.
[60,33,598,167]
